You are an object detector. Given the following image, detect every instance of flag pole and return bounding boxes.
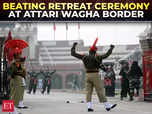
[53,23,56,40]
[78,23,80,40]
[66,23,68,40]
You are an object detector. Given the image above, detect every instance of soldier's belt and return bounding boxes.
[14,73,23,75]
[14,74,24,78]
[86,70,98,73]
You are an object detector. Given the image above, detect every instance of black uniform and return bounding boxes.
[28,72,38,94]
[41,70,56,94]
[128,61,143,101]
[119,64,130,100]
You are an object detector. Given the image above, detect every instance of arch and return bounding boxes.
[51,73,63,89]
[65,73,80,90]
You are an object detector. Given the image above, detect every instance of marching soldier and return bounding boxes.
[71,38,117,112]
[27,71,38,94]
[41,70,56,94]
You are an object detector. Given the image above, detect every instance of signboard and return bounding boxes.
[0,0,152,21]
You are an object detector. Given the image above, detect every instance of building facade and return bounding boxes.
[29,40,139,89]
[0,23,141,90]
[0,22,38,59]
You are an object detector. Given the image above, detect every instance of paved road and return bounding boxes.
[1,90,152,114]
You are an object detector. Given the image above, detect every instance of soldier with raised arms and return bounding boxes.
[71,38,117,112]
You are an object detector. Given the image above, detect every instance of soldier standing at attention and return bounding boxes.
[4,38,29,114]
[17,57,28,109]
[71,38,117,112]
[10,50,27,114]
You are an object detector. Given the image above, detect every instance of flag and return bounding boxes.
[78,23,80,30]
[53,23,56,40]
[66,23,68,31]
[53,23,56,31]
[5,31,12,43]
[66,23,68,40]
[78,23,80,39]
[4,31,13,62]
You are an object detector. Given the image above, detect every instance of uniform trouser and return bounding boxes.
[10,79,15,99]
[129,79,140,97]
[20,86,25,101]
[47,85,51,93]
[28,81,33,93]
[42,84,46,93]
[42,84,51,93]
[86,72,107,103]
[10,76,24,107]
[29,84,37,94]
[111,81,115,96]
[104,79,115,96]
[121,79,130,98]
[33,84,37,93]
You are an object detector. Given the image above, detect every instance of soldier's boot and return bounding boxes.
[17,100,28,109]
[33,88,37,94]
[88,108,94,112]
[104,102,117,111]
[87,102,94,112]
[47,89,50,94]
[129,96,134,101]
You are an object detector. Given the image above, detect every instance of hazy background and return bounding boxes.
[37,23,149,46]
